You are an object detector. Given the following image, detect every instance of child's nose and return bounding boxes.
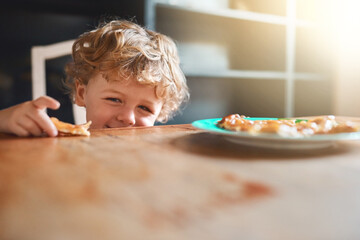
[116,108,136,127]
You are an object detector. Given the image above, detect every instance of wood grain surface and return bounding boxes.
[1,120,360,240]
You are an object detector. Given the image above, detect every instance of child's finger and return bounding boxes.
[17,116,43,136]
[32,96,60,110]
[28,96,59,137]
[31,111,58,137]
[12,123,31,137]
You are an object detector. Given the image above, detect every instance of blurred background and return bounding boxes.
[0,0,359,125]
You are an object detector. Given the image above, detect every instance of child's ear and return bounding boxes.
[75,80,86,107]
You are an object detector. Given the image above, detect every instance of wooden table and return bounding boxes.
[1,120,360,240]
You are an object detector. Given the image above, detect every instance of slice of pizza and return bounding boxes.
[217,114,359,136]
[50,117,92,136]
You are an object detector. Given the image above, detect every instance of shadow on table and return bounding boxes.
[169,132,352,161]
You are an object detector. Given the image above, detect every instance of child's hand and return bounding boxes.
[0,96,60,137]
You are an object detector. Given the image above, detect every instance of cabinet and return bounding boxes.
[145,0,334,124]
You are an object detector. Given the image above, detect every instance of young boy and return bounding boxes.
[0,20,189,137]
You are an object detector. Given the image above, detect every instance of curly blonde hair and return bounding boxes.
[64,20,189,123]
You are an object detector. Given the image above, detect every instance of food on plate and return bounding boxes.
[217,114,359,137]
[50,117,92,136]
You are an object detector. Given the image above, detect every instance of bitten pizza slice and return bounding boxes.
[50,117,92,136]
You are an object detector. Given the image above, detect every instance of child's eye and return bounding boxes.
[106,98,122,103]
[138,105,152,113]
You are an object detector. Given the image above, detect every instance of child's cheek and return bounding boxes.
[138,117,156,127]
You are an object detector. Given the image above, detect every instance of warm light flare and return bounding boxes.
[331,0,360,116]
[334,0,360,56]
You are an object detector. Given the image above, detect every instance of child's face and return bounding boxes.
[75,73,163,129]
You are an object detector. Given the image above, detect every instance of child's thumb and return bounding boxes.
[32,96,60,110]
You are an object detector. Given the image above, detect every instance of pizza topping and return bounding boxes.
[218,114,359,137]
[50,117,92,136]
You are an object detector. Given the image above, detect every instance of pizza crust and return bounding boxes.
[50,117,92,136]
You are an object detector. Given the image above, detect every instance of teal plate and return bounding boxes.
[192,118,360,150]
